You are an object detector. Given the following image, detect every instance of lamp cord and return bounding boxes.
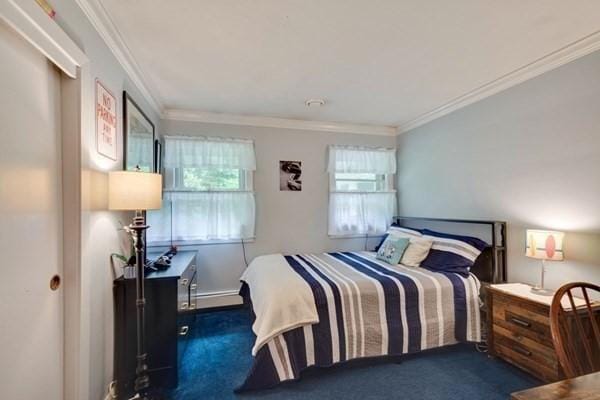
[241,238,249,267]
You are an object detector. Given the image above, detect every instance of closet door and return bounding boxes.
[0,20,64,400]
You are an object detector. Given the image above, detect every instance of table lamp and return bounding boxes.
[109,171,162,399]
[525,229,564,296]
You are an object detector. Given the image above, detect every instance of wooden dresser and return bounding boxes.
[487,283,593,383]
[113,251,198,399]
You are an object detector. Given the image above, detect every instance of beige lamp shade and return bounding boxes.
[108,171,162,211]
[525,229,564,261]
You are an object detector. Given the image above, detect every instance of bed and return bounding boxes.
[236,217,507,392]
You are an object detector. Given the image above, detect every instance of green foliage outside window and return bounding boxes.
[183,168,241,190]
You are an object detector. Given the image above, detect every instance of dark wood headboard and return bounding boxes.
[393,216,507,284]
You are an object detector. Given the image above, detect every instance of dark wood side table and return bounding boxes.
[511,371,600,400]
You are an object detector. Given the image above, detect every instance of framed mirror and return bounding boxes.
[123,91,155,172]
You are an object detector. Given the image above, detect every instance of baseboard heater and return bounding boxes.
[194,289,242,309]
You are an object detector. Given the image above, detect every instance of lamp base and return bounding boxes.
[530,286,554,296]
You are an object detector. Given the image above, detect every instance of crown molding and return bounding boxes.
[164,109,397,136]
[75,0,163,116]
[397,30,600,134]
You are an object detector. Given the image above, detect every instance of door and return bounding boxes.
[0,20,64,400]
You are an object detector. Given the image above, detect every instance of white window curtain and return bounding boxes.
[328,146,396,236]
[164,135,256,170]
[148,135,256,243]
[328,145,396,174]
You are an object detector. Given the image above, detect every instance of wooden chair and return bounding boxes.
[549,282,600,379]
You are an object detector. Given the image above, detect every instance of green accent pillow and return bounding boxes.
[376,236,410,265]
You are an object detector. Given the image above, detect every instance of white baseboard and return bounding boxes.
[194,289,242,309]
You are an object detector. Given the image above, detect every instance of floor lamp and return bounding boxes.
[109,171,162,399]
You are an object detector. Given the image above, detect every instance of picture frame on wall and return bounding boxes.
[95,79,118,160]
[280,161,302,191]
[123,91,155,172]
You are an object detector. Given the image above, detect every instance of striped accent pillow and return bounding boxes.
[420,229,489,275]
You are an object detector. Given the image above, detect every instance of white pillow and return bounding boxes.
[387,230,433,267]
[400,236,433,267]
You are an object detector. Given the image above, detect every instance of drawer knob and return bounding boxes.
[180,279,189,286]
[179,326,189,336]
[180,302,189,310]
[190,283,197,291]
[510,317,531,328]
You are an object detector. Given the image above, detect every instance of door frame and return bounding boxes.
[0,2,89,399]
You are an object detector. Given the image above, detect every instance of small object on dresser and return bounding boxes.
[525,229,565,296]
[487,283,595,383]
[153,255,171,270]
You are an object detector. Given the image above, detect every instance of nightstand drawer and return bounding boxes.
[494,341,560,382]
[493,324,558,369]
[492,293,554,347]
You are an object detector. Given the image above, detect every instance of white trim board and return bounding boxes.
[195,290,243,309]
[0,0,88,78]
[396,30,600,134]
[163,109,397,136]
[75,0,162,115]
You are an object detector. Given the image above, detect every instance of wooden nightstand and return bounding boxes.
[487,283,592,383]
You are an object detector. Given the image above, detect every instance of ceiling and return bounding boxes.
[97,0,600,132]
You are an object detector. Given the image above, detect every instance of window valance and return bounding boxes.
[327,145,396,174]
[164,135,256,171]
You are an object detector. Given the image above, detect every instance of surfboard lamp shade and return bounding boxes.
[108,171,162,211]
[525,229,565,261]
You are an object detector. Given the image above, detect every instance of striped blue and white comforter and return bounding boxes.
[238,251,481,391]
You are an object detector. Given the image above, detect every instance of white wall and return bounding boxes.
[155,119,396,303]
[397,50,600,289]
[50,1,160,399]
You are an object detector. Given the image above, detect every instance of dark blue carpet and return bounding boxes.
[168,309,540,400]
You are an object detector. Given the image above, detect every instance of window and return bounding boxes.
[333,172,388,192]
[327,146,396,236]
[165,166,251,192]
[148,136,256,244]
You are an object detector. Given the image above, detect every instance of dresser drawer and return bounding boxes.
[177,260,196,312]
[189,271,197,311]
[493,323,559,368]
[494,340,560,382]
[492,293,554,347]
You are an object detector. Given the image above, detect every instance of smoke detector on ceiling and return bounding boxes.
[305,98,325,107]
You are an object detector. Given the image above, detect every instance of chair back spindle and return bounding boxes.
[550,282,600,379]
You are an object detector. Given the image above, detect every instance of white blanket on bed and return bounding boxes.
[241,254,319,356]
